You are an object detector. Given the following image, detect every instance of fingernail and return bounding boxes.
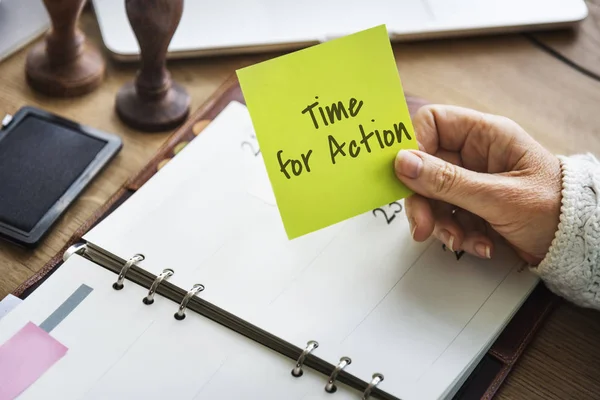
[475,243,491,259]
[410,219,417,239]
[395,150,423,179]
[440,229,454,252]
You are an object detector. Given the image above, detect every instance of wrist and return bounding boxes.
[532,154,600,309]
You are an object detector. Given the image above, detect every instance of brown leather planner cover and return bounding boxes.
[12,74,559,400]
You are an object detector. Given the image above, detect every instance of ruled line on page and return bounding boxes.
[80,320,155,398]
[339,240,436,345]
[413,262,517,383]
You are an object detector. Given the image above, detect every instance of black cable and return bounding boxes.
[524,33,600,83]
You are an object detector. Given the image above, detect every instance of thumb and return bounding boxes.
[394,149,506,219]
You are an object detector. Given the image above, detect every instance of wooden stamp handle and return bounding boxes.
[125,0,184,100]
[43,0,86,64]
[115,0,190,131]
[25,0,105,96]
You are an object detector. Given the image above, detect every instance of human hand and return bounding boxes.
[394,105,562,265]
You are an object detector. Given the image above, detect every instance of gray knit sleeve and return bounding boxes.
[532,153,600,310]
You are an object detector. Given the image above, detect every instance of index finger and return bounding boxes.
[412,104,533,155]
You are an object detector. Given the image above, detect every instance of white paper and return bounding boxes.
[0,294,22,321]
[0,256,359,399]
[83,101,539,399]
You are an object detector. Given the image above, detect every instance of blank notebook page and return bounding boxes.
[84,102,539,399]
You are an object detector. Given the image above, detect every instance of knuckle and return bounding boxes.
[495,115,519,130]
[469,113,516,141]
[413,106,437,141]
[465,113,487,138]
[491,115,527,138]
[433,163,461,196]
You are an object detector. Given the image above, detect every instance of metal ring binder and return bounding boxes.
[324,356,352,393]
[174,283,205,320]
[63,243,87,262]
[361,373,384,400]
[113,254,145,290]
[291,340,319,377]
[142,268,174,305]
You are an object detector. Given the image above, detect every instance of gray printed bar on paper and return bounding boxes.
[39,284,93,333]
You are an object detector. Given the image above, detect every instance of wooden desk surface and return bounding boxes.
[1,7,600,400]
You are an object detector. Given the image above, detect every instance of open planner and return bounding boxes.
[0,95,542,400]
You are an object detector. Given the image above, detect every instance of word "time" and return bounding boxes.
[276,96,411,179]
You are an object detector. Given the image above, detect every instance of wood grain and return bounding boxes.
[1,8,600,399]
[529,0,600,79]
[498,301,600,399]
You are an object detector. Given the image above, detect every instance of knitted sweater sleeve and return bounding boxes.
[532,153,600,310]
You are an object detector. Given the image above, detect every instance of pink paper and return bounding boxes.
[0,322,67,400]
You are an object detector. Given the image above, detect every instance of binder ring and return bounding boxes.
[113,254,145,290]
[142,268,174,305]
[291,340,319,377]
[362,373,384,400]
[63,243,87,262]
[324,356,352,393]
[174,283,205,320]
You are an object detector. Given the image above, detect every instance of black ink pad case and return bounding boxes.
[0,106,122,247]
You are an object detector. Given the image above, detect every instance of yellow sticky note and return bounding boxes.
[237,25,417,239]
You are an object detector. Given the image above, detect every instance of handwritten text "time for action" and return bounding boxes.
[277,96,412,179]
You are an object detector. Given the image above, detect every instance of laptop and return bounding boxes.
[92,0,588,61]
[0,0,49,63]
